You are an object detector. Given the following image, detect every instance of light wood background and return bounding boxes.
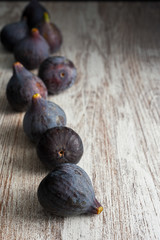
[0,1,160,240]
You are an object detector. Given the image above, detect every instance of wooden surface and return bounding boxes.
[0,2,160,240]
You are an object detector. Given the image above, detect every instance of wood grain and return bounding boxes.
[0,1,160,240]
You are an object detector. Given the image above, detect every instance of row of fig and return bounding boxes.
[6,62,103,216]
[23,91,103,216]
[6,60,83,167]
[1,1,62,69]
[2,0,103,217]
[7,56,77,112]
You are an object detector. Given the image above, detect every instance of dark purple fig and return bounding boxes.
[38,12,62,53]
[36,126,83,169]
[0,20,29,51]
[37,163,103,216]
[21,0,49,29]
[14,28,49,70]
[38,56,77,95]
[23,93,66,143]
[6,62,47,112]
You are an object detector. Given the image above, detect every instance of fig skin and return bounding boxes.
[21,0,49,29]
[36,126,83,169]
[23,93,66,143]
[38,56,77,95]
[14,28,49,70]
[37,163,103,217]
[37,12,62,53]
[6,62,47,112]
[0,20,29,52]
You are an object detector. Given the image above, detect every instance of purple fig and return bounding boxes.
[14,28,49,70]
[21,0,49,29]
[37,163,103,217]
[36,126,83,169]
[0,20,29,51]
[38,56,77,94]
[23,93,66,143]
[38,12,62,53]
[6,62,47,112]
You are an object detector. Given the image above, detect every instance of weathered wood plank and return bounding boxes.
[0,1,160,240]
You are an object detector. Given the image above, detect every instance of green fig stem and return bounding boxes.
[43,12,50,23]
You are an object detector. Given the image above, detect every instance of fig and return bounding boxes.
[21,0,49,29]
[37,163,103,216]
[14,28,49,70]
[36,126,83,169]
[23,93,66,143]
[38,56,77,94]
[0,19,29,51]
[38,12,62,53]
[6,62,47,112]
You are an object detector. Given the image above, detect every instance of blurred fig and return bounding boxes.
[38,12,62,53]
[14,28,49,70]
[36,126,83,169]
[21,0,49,29]
[38,56,77,94]
[6,62,47,112]
[0,20,29,51]
[23,93,66,143]
[37,163,103,216]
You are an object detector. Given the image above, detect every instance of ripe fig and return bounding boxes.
[21,0,49,29]
[36,126,83,169]
[23,93,66,143]
[37,163,103,217]
[6,62,47,112]
[14,28,49,70]
[38,12,62,53]
[0,19,29,51]
[38,56,77,94]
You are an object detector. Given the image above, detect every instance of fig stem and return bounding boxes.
[33,93,42,99]
[14,62,23,67]
[44,12,50,23]
[31,28,39,37]
[97,206,103,214]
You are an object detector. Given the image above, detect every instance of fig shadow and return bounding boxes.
[0,94,20,115]
[0,101,21,115]
[11,189,64,223]
[12,149,48,175]
[0,43,14,70]
[12,189,93,223]
[0,118,34,153]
